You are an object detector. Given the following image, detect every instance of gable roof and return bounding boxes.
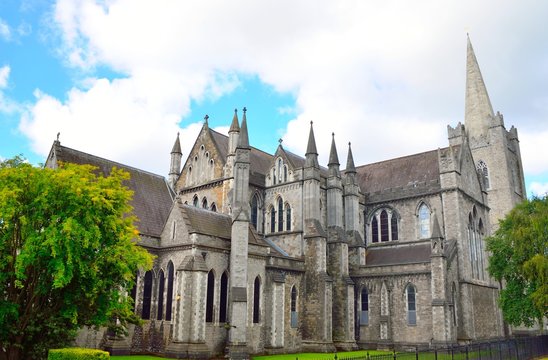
[354,149,441,202]
[209,128,273,184]
[47,142,174,237]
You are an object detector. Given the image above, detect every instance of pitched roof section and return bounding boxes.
[354,149,441,202]
[49,144,174,237]
[366,244,431,266]
[179,204,232,239]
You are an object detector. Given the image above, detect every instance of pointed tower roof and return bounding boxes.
[171,132,182,154]
[328,132,340,166]
[306,121,318,156]
[229,108,240,133]
[431,212,443,239]
[465,35,494,138]
[345,142,356,173]
[237,107,250,149]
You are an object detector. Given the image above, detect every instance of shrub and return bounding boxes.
[48,348,110,359]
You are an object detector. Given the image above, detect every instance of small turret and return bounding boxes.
[237,107,250,150]
[344,142,360,232]
[328,132,340,177]
[305,121,319,168]
[228,109,240,154]
[168,132,182,191]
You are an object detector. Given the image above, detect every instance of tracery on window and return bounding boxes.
[268,197,292,233]
[476,160,490,190]
[369,207,399,243]
[468,207,485,280]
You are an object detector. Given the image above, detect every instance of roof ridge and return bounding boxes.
[57,145,166,178]
[354,147,447,170]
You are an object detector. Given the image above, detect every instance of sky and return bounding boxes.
[1,0,547,197]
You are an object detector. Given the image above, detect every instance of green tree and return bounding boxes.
[486,195,548,328]
[0,157,153,360]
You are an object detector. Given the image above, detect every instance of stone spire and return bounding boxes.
[465,35,494,139]
[168,132,182,191]
[229,108,240,133]
[237,107,250,149]
[431,212,443,239]
[345,142,356,174]
[305,121,319,168]
[328,133,340,177]
[228,109,240,155]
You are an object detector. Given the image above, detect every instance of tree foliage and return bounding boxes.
[0,157,153,360]
[486,195,548,328]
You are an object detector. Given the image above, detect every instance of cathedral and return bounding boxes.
[46,37,526,358]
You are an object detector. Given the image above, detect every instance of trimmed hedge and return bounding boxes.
[48,348,110,359]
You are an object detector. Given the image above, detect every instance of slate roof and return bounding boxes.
[209,129,273,181]
[354,149,441,202]
[178,203,284,255]
[365,244,431,266]
[179,203,232,239]
[48,143,174,237]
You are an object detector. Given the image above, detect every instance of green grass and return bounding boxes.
[253,350,391,359]
[111,356,166,359]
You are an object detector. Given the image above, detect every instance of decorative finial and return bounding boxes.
[177,132,180,137]
[234,108,237,114]
[310,120,313,125]
[204,114,209,122]
[56,132,60,141]
[278,138,283,145]
[348,141,351,146]
[332,132,335,137]
[243,106,247,113]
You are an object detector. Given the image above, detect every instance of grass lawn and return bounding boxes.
[111,356,166,359]
[253,350,391,359]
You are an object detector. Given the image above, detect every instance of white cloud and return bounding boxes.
[529,182,548,197]
[17,0,548,180]
[520,130,548,176]
[0,65,9,89]
[0,18,10,41]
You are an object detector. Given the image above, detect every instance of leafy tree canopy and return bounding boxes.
[0,157,153,360]
[486,195,548,328]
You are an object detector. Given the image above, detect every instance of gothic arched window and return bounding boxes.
[141,271,153,320]
[202,197,208,209]
[277,198,284,232]
[210,203,217,212]
[251,194,259,230]
[219,272,228,323]
[370,208,399,244]
[284,166,288,182]
[380,210,389,242]
[286,203,292,231]
[418,203,431,239]
[372,217,379,243]
[253,276,261,323]
[407,284,417,325]
[193,195,199,207]
[360,287,369,325]
[166,261,174,321]
[270,206,275,233]
[290,285,298,328]
[157,270,165,320]
[391,214,398,241]
[206,270,215,322]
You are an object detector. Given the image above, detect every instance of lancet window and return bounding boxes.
[370,208,399,243]
[468,206,486,280]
